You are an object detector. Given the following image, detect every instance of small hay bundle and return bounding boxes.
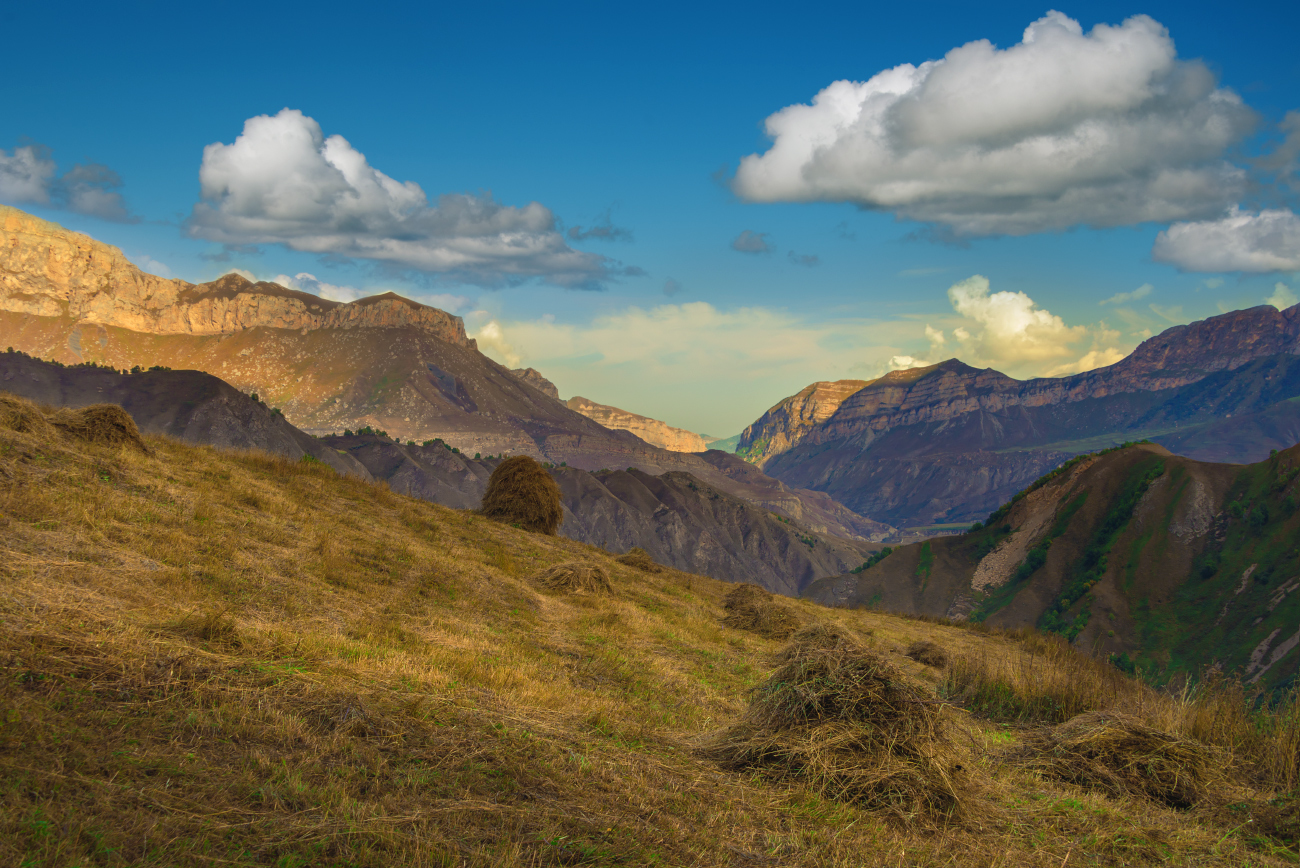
[615,546,663,573]
[722,582,772,611]
[480,455,563,535]
[722,604,800,640]
[905,640,949,669]
[52,403,149,453]
[701,623,964,822]
[1006,711,1224,808]
[532,561,613,594]
[0,393,58,438]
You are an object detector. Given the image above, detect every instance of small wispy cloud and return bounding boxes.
[731,230,773,254]
[1100,283,1152,305]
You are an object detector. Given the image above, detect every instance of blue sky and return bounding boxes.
[3,1,1299,436]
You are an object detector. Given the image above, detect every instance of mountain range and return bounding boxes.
[741,305,1300,528]
[0,204,889,545]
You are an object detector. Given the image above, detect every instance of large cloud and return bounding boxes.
[0,144,134,221]
[732,12,1255,235]
[1152,208,1300,272]
[188,109,618,287]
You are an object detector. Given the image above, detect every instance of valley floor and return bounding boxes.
[1,397,1296,867]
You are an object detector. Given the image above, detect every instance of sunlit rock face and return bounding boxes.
[0,205,473,347]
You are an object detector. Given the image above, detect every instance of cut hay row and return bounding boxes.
[531,561,613,594]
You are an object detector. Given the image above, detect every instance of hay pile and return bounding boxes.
[905,640,949,668]
[532,561,613,594]
[0,393,58,438]
[723,583,771,611]
[1,394,149,453]
[52,404,149,452]
[701,624,965,822]
[1005,711,1226,808]
[480,456,563,535]
[615,546,663,573]
[721,583,799,640]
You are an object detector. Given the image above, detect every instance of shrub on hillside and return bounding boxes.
[480,455,563,535]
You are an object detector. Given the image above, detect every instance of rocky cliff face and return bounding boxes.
[567,395,711,453]
[804,443,1300,693]
[738,378,871,463]
[0,205,473,347]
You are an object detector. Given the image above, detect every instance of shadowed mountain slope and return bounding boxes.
[805,442,1300,693]
[0,350,369,479]
[322,434,875,592]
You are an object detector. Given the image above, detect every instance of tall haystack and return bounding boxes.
[1005,710,1226,808]
[480,456,563,535]
[700,623,965,823]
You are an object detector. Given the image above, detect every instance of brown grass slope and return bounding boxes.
[807,442,1300,693]
[1,393,1298,867]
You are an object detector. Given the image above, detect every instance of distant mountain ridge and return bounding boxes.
[566,395,713,453]
[740,305,1300,526]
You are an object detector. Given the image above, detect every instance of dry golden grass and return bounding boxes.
[0,391,1297,867]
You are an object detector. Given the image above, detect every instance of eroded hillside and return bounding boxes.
[808,443,1300,693]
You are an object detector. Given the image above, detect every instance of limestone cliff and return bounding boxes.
[738,378,872,463]
[567,395,710,453]
[0,205,474,348]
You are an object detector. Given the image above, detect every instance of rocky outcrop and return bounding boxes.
[739,378,871,463]
[567,395,711,453]
[0,205,473,347]
[510,367,560,400]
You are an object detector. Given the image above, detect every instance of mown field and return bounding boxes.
[1,391,1297,867]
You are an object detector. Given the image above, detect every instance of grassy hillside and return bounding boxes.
[808,443,1300,695]
[2,394,1298,867]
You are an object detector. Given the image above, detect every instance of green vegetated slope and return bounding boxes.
[806,442,1300,694]
[5,393,1300,867]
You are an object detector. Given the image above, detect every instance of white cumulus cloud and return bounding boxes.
[1152,207,1300,272]
[187,109,619,287]
[732,11,1254,236]
[947,275,1087,365]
